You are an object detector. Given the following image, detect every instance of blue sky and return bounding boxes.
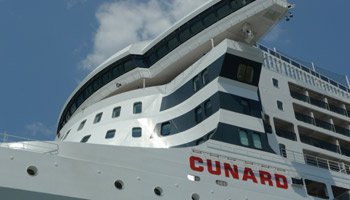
[0,0,349,140]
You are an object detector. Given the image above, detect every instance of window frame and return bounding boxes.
[80,135,91,143]
[112,106,121,118]
[133,102,142,114]
[239,129,249,146]
[195,106,204,123]
[252,133,262,149]
[160,122,172,136]
[77,120,87,131]
[93,112,103,124]
[105,129,116,139]
[132,127,142,138]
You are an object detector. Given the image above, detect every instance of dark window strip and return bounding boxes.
[58,0,256,132]
[158,92,261,137]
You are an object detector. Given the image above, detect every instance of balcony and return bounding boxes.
[300,134,338,154]
[329,104,348,117]
[276,129,297,141]
[314,118,334,131]
[295,112,314,125]
[310,97,328,109]
[291,91,309,103]
[334,125,350,137]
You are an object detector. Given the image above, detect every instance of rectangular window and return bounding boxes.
[272,78,279,87]
[77,120,87,131]
[105,130,116,139]
[94,112,103,124]
[252,133,262,149]
[132,127,142,138]
[193,75,202,92]
[195,106,203,123]
[237,64,254,83]
[80,135,91,143]
[305,179,329,199]
[239,130,249,146]
[202,69,210,85]
[204,100,212,117]
[133,102,142,114]
[112,107,121,118]
[161,122,171,136]
[277,101,283,110]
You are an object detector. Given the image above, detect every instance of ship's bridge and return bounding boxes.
[57,0,290,135]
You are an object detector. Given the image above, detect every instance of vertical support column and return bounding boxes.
[143,79,146,88]
[346,75,350,89]
[211,38,215,49]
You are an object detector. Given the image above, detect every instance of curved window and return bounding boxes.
[132,127,142,138]
[133,102,142,114]
[252,133,262,149]
[80,135,91,143]
[94,112,103,124]
[204,100,212,117]
[112,107,121,118]
[239,130,249,146]
[105,130,116,139]
[77,120,87,131]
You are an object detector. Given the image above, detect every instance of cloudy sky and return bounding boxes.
[0,0,349,140]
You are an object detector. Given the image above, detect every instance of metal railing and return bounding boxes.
[283,148,350,175]
[0,133,58,154]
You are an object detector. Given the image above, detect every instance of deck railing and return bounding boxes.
[283,148,350,175]
[0,133,58,154]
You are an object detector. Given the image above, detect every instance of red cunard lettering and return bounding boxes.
[275,174,288,189]
[242,167,258,183]
[224,163,239,179]
[189,156,204,172]
[259,170,273,186]
[207,159,221,175]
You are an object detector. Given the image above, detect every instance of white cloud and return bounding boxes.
[82,0,209,70]
[25,122,54,138]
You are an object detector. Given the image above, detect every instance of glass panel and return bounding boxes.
[133,102,142,114]
[237,64,254,83]
[204,100,212,117]
[305,179,329,199]
[132,127,142,138]
[80,135,91,143]
[124,60,134,72]
[161,122,171,136]
[277,101,283,110]
[195,106,203,123]
[168,37,179,51]
[78,120,86,131]
[105,130,116,139]
[252,133,262,149]
[94,113,103,124]
[217,4,231,18]
[239,130,249,146]
[191,19,204,34]
[112,107,121,118]
[157,45,168,58]
[203,13,217,26]
[193,75,202,92]
[202,69,210,85]
[240,99,250,114]
[179,28,191,42]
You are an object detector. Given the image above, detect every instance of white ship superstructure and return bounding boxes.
[1,0,350,199]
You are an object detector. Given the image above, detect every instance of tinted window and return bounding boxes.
[237,64,254,83]
[105,130,116,139]
[204,100,212,117]
[239,130,249,146]
[252,133,262,149]
[240,99,250,115]
[161,122,171,136]
[195,106,203,123]
[77,120,87,131]
[112,107,121,118]
[272,78,279,87]
[179,28,191,42]
[133,102,142,114]
[203,13,217,26]
[191,20,204,34]
[80,135,91,143]
[132,127,142,138]
[193,75,201,92]
[202,69,210,85]
[217,4,231,18]
[277,101,283,110]
[305,179,329,199]
[94,112,103,124]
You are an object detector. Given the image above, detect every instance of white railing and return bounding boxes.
[259,45,350,100]
[283,148,350,175]
[0,133,59,154]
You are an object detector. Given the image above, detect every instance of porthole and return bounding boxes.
[114,180,124,190]
[27,166,38,176]
[154,186,163,196]
[192,193,200,200]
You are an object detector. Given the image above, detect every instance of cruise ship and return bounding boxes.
[1,0,350,199]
